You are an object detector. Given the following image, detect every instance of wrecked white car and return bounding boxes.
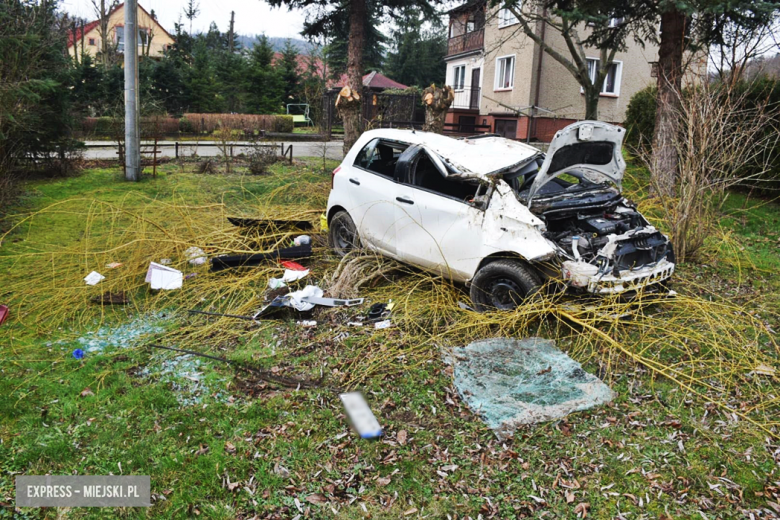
[326,121,675,311]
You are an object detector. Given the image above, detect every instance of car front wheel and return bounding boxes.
[470,259,542,312]
[329,210,361,257]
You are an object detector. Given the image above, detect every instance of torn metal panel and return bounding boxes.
[528,121,627,205]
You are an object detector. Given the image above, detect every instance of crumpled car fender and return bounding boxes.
[479,182,557,265]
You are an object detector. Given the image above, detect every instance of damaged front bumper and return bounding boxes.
[560,227,675,294]
[585,258,674,294]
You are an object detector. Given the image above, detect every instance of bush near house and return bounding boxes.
[624,77,780,190]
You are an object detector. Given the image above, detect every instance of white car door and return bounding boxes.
[393,147,485,282]
[347,138,408,256]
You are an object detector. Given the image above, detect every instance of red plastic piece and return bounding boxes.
[0,305,8,327]
[281,261,307,271]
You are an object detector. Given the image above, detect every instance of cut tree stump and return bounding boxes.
[336,86,362,155]
[422,84,455,134]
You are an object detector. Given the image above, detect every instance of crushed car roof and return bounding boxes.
[359,129,540,178]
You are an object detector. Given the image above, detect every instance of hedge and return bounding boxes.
[80,114,295,137]
[183,114,294,134]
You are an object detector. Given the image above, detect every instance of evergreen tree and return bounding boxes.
[321,0,387,79]
[215,50,249,112]
[384,7,446,88]
[1,0,78,175]
[246,35,284,114]
[278,40,301,103]
[186,40,223,112]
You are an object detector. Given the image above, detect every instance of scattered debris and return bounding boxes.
[188,309,258,321]
[319,214,328,231]
[227,217,313,231]
[447,337,615,440]
[138,353,226,407]
[300,296,364,308]
[374,320,392,330]
[185,247,207,266]
[285,285,324,312]
[84,271,105,285]
[146,262,183,290]
[293,235,311,247]
[268,268,310,289]
[72,348,85,360]
[340,392,382,439]
[457,301,475,312]
[105,262,123,269]
[753,363,776,377]
[72,312,166,354]
[147,344,322,389]
[90,292,130,305]
[159,258,172,266]
[80,387,94,397]
[280,260,306,271]
[297,320,317,328]
[210,244,312,272]
[0,304,8,327]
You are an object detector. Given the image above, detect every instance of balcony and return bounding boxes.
[446,28,484,57]
[450,86,481,110]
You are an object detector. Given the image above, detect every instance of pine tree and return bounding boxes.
[246,35,284,114]
[278,40,302,104]
[384,7,446,88]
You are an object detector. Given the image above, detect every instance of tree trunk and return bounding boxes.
[583,86,599,120]
[422,84,454,133]
[651,8,686,197]
[338,0,366,156]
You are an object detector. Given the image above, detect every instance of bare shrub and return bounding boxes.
[246,145,278,175]
[197,159,216,174]
[643,81,780,261]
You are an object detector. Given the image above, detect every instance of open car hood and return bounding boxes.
[424,136,540,178]
[527,121,626,204]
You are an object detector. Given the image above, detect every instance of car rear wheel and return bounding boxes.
[329,211,361,257]
[470,259,542,312]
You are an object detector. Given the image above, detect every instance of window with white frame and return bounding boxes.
[139,28,150,46]
[115,26,124,52]
[494,55,515,90]
[453,65,466,90]
[585,58,622,95]
[608,16,624,27]
[498,8,519,28]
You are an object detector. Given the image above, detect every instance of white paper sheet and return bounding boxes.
[84,271,105,286]
[146,262,183,290]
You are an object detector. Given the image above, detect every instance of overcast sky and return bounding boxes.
[59,0,311,40]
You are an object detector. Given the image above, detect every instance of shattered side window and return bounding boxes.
[411,154,481,203]
[354,139,408,178]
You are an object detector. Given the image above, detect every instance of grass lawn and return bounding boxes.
[1,159,779,519]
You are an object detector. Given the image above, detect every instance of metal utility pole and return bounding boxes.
[124,0,140,181]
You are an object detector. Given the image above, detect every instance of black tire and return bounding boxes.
[470,259,542,312]
[329,211,361,257]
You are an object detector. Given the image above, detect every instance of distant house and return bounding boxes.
[443,0,661,141]
[271,52,327,78]
[330,71,409,91]
[67,2,174,62]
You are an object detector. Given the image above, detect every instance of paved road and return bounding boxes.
[82,140,345,161]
